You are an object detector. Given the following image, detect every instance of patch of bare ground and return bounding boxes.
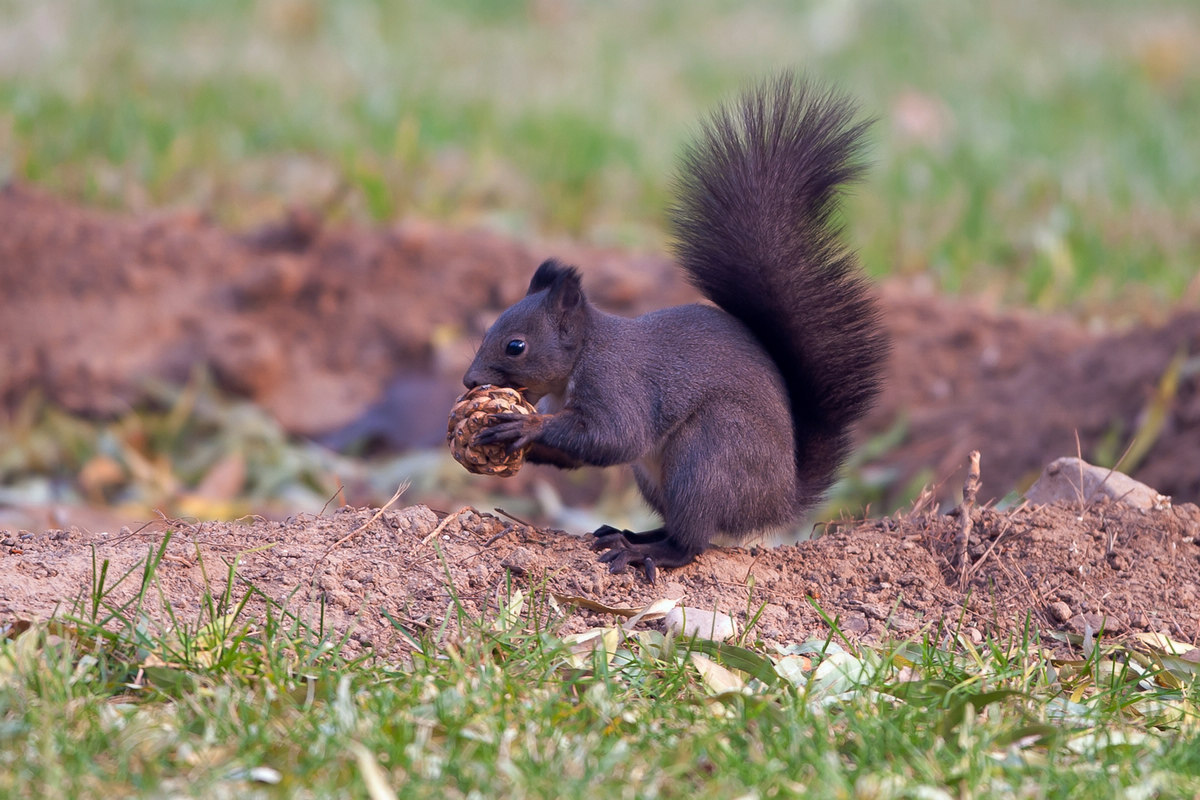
[2,499,1197,660]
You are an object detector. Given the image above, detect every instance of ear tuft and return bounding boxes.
[527,258,584,312]
[527,258,581,295]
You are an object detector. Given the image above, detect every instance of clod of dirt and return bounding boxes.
[1047,601,1073,624]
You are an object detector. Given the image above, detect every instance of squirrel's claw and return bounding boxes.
[589,524,630,551]
[591,525,696,583]
[472,413,545,452]
[596,545,658,584]
[591,525,666,583]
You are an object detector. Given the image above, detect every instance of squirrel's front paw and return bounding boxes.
[472,412,546,454]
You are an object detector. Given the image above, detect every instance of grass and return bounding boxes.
[0,544,1197,798]
[1,0,1197,314]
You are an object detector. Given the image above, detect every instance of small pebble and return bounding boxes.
[1047,601,1073,624]
[663,607,738,641]
[500,546,535,577]
[1068,612,1127,635]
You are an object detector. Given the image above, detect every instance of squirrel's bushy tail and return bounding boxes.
[670,74,889,501]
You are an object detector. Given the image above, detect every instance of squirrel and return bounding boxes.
[464,75,889,582]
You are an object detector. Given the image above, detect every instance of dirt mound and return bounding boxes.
[880,290,1200,506]
[3,183,1198,510]
[2,499,1196,659]
[0,183,678,434]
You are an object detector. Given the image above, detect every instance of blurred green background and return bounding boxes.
[1,0,1198,527]
[3,0,1197,313]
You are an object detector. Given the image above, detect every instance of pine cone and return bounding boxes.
[446,385,537,477]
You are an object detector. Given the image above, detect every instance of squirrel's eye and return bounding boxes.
[505,339,527,357]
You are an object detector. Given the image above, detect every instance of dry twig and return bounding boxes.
[493,507,534,528]
[421,505,473,545]
[318,482,409,560]
[319,483,348,516]
[955,450,981,591]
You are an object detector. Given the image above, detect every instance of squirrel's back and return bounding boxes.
[670,74,889,501]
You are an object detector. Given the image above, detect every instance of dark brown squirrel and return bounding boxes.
[464,75,889,582]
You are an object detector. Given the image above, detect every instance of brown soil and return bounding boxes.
[2,182,1200,657]
[2,501,1197,660]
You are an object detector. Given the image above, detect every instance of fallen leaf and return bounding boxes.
[691,652,745,693]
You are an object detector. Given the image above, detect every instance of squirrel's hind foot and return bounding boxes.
[590,525,695,583]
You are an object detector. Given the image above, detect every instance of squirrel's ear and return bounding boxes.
[527,258,584,312]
